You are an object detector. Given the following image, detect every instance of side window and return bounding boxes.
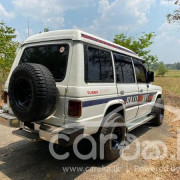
[113,52,135,83]
[121,59,135,83]
[113,53,123,83]
[134,59,147,83]
[86,47,100,82]
[85,46,114,83]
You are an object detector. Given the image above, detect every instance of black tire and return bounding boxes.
[151,98,164,126]
[97,113,125,161]
[8,63,57,123]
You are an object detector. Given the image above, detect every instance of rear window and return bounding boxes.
[20,44,69,82]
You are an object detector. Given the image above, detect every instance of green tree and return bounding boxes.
[0,21,19,101]
[44,27,50,32]
[39,27,50,33]
[156,62,168,76]
[167,0,180,23]
[151,62,160,71]
[113,32,158,68]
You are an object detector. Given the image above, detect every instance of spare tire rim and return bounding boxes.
[13,78,33,109]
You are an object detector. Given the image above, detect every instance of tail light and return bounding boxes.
[68,100,82,118]
[3,91,8,104]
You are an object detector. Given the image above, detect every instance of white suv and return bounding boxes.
[0,30,164,161]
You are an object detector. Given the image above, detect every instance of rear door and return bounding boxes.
[113,52,139,122]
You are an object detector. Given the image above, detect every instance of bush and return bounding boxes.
[156,62,168,76]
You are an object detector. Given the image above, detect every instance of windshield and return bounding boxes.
[20,44,69,82]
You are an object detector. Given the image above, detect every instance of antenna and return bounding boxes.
[28,18,30,37]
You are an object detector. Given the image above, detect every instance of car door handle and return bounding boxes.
[120,91,124,95]
[140,89,143,93]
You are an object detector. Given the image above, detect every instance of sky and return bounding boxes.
[0,0,179,64]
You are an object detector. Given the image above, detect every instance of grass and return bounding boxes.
[154,69,180,106]
[153,69,180,95]
[165,69,180,77]
[155,69,180,77]
[154,77,180,95]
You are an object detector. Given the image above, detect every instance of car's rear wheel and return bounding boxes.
[97,113,125,161]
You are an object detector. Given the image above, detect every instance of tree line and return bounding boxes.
[166,62,180,70]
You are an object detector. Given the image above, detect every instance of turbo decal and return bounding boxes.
[81,33,136,55]
[87,91,99,95]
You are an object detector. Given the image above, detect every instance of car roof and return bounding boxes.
[23,29,142,60]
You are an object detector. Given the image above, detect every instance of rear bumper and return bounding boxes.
[39,124,84,146]
[0,110,84,146]
[0,110,20,128]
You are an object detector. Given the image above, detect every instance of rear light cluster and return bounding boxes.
[68,100,82,118]
[3,91,8,104]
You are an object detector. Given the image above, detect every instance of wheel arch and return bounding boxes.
[95,100,126,137]
[98,99,126,130]
[156,93,162,100]
[103,100,125,118]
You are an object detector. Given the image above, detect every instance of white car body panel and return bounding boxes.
[2,30,162,136]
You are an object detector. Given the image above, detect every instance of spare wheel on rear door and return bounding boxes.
[8,63,57,123]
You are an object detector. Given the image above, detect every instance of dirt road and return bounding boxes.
[0,119,170,180]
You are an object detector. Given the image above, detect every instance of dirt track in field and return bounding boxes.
[0,117,171,180]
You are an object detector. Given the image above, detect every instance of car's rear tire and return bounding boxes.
[8,63,57,123]
[151,98,164,126]
[97,113,125,161]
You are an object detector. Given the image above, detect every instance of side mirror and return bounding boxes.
[147,71,154,83]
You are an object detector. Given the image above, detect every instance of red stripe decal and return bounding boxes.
[81,33,136,55]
